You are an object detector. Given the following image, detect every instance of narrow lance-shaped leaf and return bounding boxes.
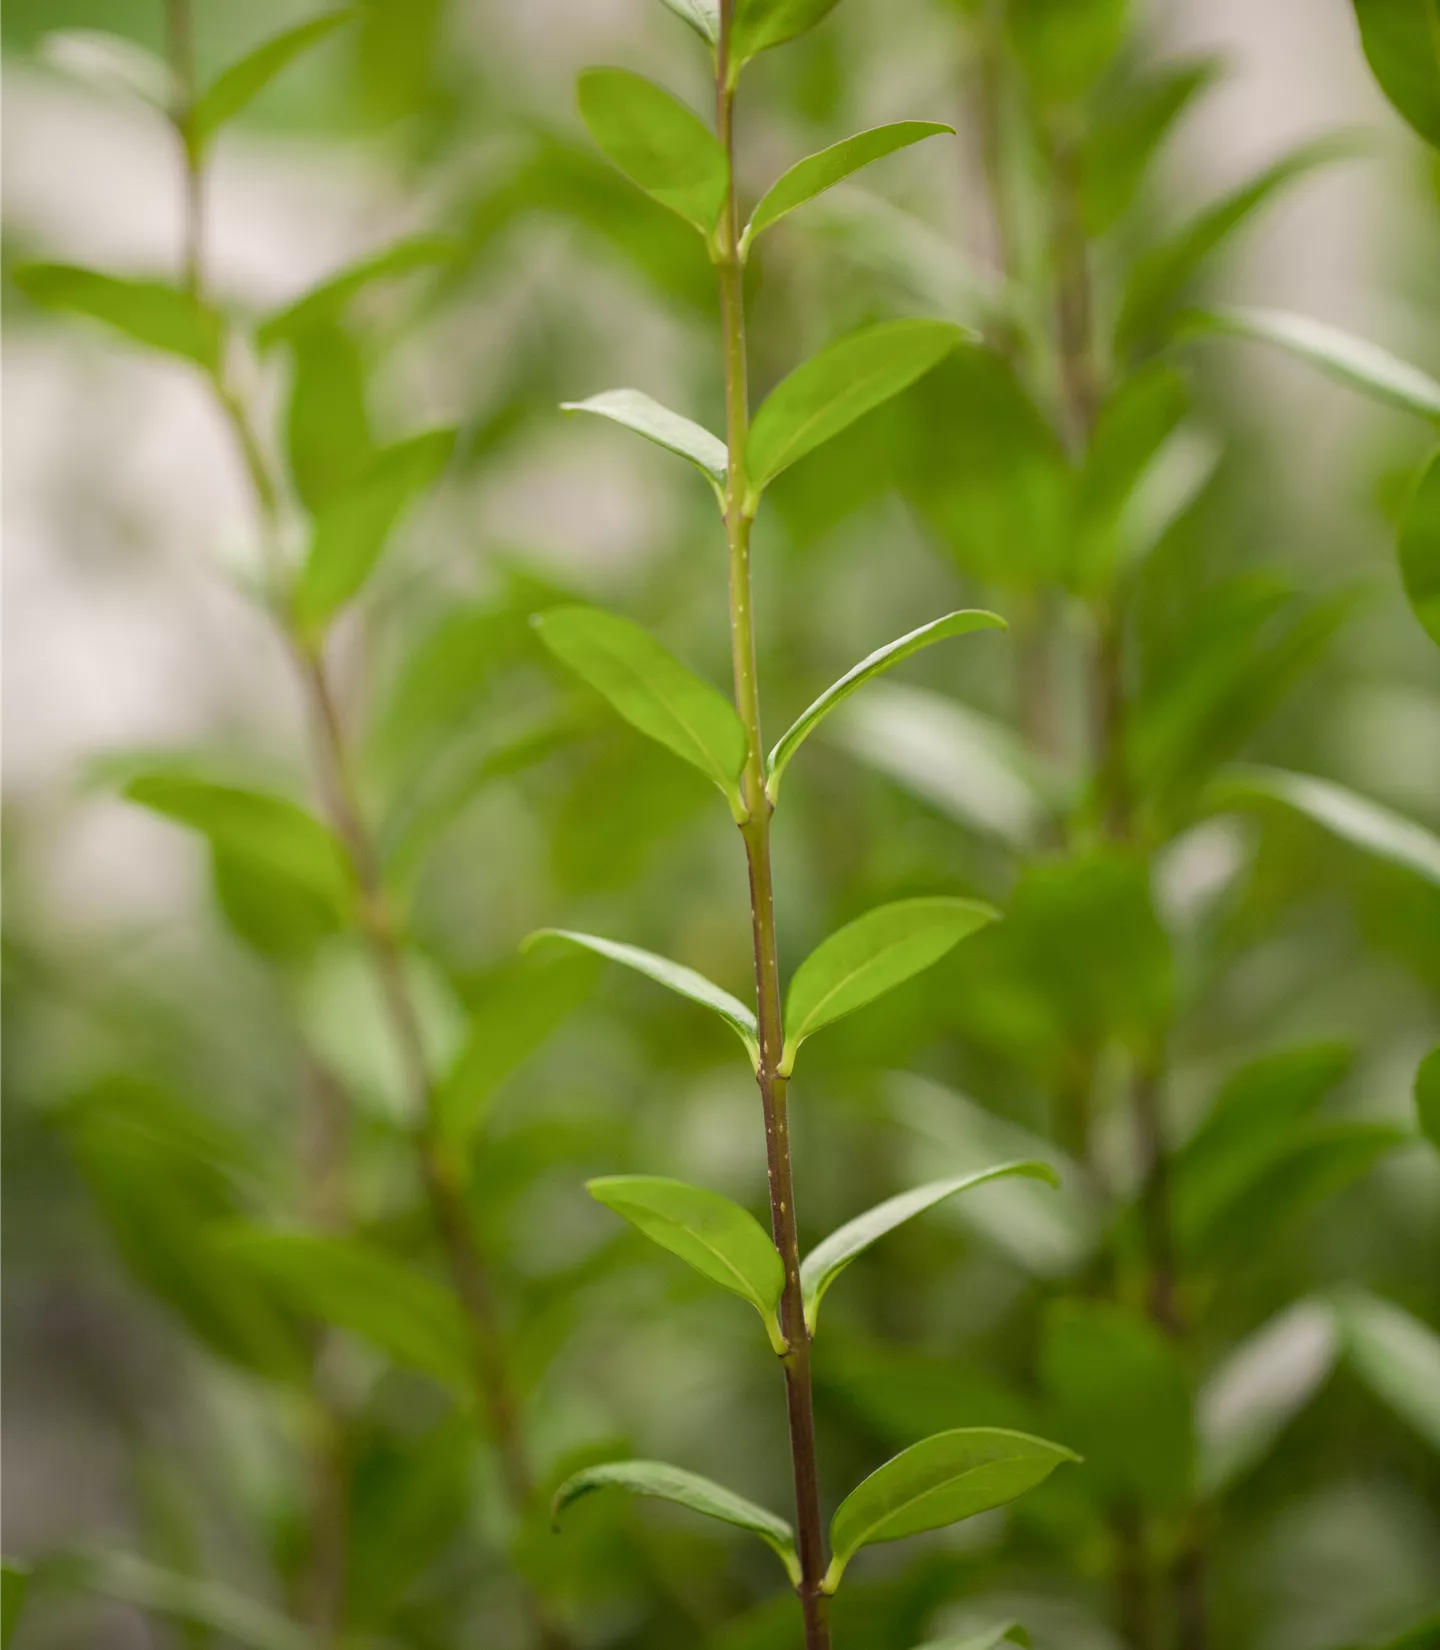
[13,263,223,371]
[589,1176,786,1352]
[561,388,727,501]
[731,0,844,71]
[1351,0,1440,149]
[659,0,720,45]
[56,1552,309,1650]
[782,897,997,1075]
[1335,1289,1440,1451]
[745,319,969,507]
[531,606,749,818]
[192,11,354,148]
[767,610,1006,804]
[824,1429,1078,1593]
[800,1162,1058,1334]
[1417,1047,1440,1153]
[741,122,955,255]
[1183,308,1440,425]
[577,68,728,237]
[257,234,458,350]
[524,928,759,1067]
[1208,765,1440,888]
[295,428,455,631]
[1399,448,1440,647]
[553,1460,799,1584]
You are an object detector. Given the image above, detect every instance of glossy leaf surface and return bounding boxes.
[193,11,354,147]
[825,1428,1077,1591]
[659,0,720,43]
[731,0,844,69]
[800,1162,1058,1333]
[553,1459,799,1582]
[781,896,997,1073]
[577,68,727,235]
[14,263,223,369]
[531,606,748,815]
[767,610,1006,803]
[562,388,727,491]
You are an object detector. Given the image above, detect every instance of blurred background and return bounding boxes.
[3,1,1439,1648]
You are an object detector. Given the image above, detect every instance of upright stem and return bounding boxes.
[715,13,830,1648]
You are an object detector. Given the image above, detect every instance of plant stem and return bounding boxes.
[715,12,830,1648]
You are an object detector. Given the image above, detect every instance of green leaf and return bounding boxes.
[192,11,354,147]
[1208,765,1440,888]
[588,1176,786,1350]
[799,1162,1058,1334]
[2,1562,29,1649]
[746,320,968,506]
[1197,1299,1339,1493]
[561,388,727,497]
[1352,0,1440,149]
[257,233,458,350]
[1417,1046,1440,1151]
[553,1459,799,1583]
[824,1428,1077,1592]
[1007,0,1129,104]
[221,1227,473,1396]
[295,428,454,629]
[766,611,1006,804]
[1184,308,1440,424]
[659,0,720,45]
[524,928,759,1067]
[436,954,597,1151]
[1335,1289,1440,1450]
[13,263,223,370]
[577,68,728,236]
[1399,448,1440,647]
[741,122,954,254]
[58,1552,308,1650]
[531,605,749,817]
[1115,136,1361,355]
[121,770,352,918]
[782,896,996,1074]
[284,319,373,513]
[911,1630,1031,1650]
[1040,1299,1193,1509]
[731,0,845,69]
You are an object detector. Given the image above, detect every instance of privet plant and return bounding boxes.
[528,2,1076,1645]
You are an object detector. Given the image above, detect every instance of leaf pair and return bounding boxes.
[650,0,852,83]
[552,1426,1075,1594]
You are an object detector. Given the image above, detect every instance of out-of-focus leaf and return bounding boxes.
[121,770,353,918]
[732,0,845,70]
[553,1460,800,1583]
[58,1552,307,1650]
[822,1336,1037,1443]
[257,234,458,349]
[1007,0,1128,104]
[436,953,597,1151]
[524,928,759,1066]
[1040,1300,1193,1509]
[588,1176,785,1349]
[799,1163,1057,1333]
[1352,0,1440,149]
[746,320,968,505]
[1184,308,1440,424]
[577,68,728,236]
[66,1080,303,1380]
[1079,57,1221,234]
[284,320,373,513]
[741,123,954,253]
[823,1429,1078,1592]
[210,847,343,962]
[1208,766,1440,887]
[1197,1298,1340,1492]
[221,1227,472,1396]
[531,606,748,816]
[13,264,223,370]
[781,897,997,1074]
[40,30,173,106]
[1115,136,1360,354]
[1,1561,29,1648]
[1417,1046,1440,1151]
[1335,1289,1440,1450]
[766,611,1007,803]
[911,1629,1031,1650]
[192,11,354,147]
[834,683,1052,848]
[899,348,1072,588]
[1174,1042,1354,1247]
[659,0,720,44]
[295,428,454,629]
[561,388,727,494]
[1399,448,1440,646]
